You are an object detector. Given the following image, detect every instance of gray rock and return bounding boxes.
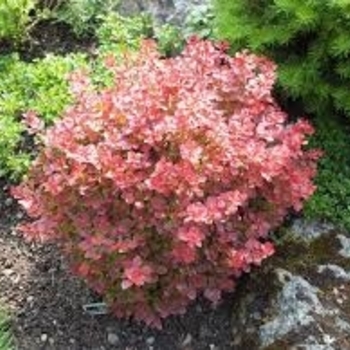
[117,0,209,27]
[4,198,13,206]
[337,234,350,258]
[259,269,334,347]
[181,333,192,347]
[318,264,350,281]
[107,332,120,346]
[146,336,155,345]
[231,220,350,349]
[289,219,335,242]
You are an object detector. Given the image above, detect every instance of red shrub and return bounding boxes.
[12,38,320,328]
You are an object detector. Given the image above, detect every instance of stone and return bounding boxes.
[231,220,350,349]
[181,333,192,347]
[107,332,120,346]
[337,234,350,258]
[117,0,209,27]
[146,336,155,345]
[26,295,34,303]
[4,198,13,206]
[2,269,13,277]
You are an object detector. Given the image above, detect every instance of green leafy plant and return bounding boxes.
[214,0,350,118]
[153,2,216,57]
[96,12,153,55]
[304,116,350,230]
[13,38,320,328]
[153,23,184,57]
[0,0,38,43]
[184,1,216,39]
[0,309,13,350]
[96,10,215,59]
[53,0,120,37]
[0,53,88,179]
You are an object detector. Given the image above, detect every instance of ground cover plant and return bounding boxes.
[0,52,88,179]
[51,0,120,37]
[0,0,38,43]
[304,117,350,230]
[0,309,12,350]
[13,38,320,328]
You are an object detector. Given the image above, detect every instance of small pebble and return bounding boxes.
[252,312,261,320]
[146,336,155,345]
[5,198,13,206]
[182,333,192,347]
[16,212,24,219]
[246,327,255,334]
[41,334,48,342]
[3,269,13,277]
[107,332,120,346]
[232,334,242,345]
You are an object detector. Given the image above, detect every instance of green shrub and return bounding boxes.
[304,116,350,230]
[0,53,87,121]
[153,23,184,57]
[96,12,153,55]
[214,0,350,117]
[52,0,120,37]
[96,11,216,59]
[183,1,215,39]
[153,2,216,57]
[0,0,38,43]
[0,53,87,179]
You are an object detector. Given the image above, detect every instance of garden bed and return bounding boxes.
[0,181,235,349]
[2,1,350,349]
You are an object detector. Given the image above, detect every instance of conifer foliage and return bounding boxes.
[214,0,350,117]
[12,38,319,328]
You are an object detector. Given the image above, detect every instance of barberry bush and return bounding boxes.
[12,38,320,328]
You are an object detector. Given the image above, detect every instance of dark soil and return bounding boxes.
[0,181,235,350]
[0,20,97,61]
